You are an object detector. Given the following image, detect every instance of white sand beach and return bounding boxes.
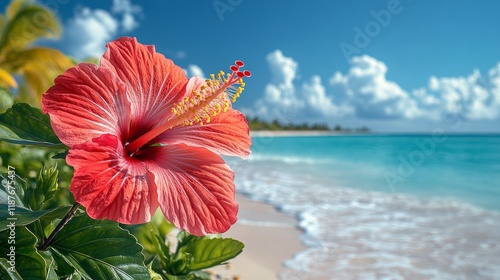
[209,194,306,279]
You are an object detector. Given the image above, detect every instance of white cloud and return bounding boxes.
[184,65,205,79]
[330,55,424,119]
[63,0,141,59]
[267,50,297,86]
[428,69,499,120]
[112,0,142,32]
[302,75,353,117]
[412,88,440,106]
[121,13,138,32]
[65,8,118,59]
[330,55,500,121]
[247,50,353,122]
[247,51,500,125]
[488,64,500,107]
[252,50,304,120]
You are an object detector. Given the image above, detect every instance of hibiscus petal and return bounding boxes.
[42,63,131,147]
[185,75,205,94]
[66,134,159,224]
[100,37,188,139]
[143,144,238,236]
[156,109,252,159]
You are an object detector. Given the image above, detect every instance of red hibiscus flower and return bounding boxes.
[42,37,251,236]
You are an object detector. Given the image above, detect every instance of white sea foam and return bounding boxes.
[246,153,334,165]
[228,157,500,280]
[236,218,295,228]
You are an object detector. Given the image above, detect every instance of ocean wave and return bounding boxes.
[236,218,295,228]
[232,161,500,280]
[246,153,335,165]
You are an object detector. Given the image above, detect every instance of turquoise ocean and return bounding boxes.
[227,134,500,279]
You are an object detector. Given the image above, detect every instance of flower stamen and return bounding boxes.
[125,61,251,155]
[172,64,250,127]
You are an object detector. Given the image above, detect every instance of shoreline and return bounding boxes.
[250,130,343,137]
[210,193,306,279]
[250,130,500,137]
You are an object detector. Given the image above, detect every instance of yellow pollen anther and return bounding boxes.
[166,61,250,128]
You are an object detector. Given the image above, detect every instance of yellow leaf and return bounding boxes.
[0,0,61,52]
[0,68,17,88]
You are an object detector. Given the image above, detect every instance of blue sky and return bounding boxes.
[19,0,500,132]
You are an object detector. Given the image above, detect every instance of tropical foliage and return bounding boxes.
[248,117,371,133]
[0,0,73,106]
[248,116,330,131]
[0,1,245,279]
[0,79,244,280]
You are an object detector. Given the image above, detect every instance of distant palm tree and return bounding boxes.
[0,0,73,106]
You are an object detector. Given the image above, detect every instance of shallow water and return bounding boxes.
[228,134,500,280]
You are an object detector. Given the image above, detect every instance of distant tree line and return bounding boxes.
[248,117,329,130]
[247,117,370,132]
[333,124,371,133]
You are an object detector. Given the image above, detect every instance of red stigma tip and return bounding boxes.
[235,60,244,67]
[230,65,239,71]
[237,71,245,78]
[243,70,251,77]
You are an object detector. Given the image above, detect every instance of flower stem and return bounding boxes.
[38,203,80,251]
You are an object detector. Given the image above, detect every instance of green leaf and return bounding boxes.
[189,271,211,280]
[51,151,68,159]
[134,217,173,257]
[0,103,65,148]
[0,189,8,205]
[176,230,203,249]
[47,249,81,279]
[0,259,22,280]
[0,171,26,207]
[39,250,58,280]
[181,237,244,271]
[50,214,150,280]
[147,262,163,280]
[0,226,47,279]
[150,209,176,237]
[0,205,71,232]
[169,251,191,276]
[25,165,59,210]
[0,88,14,113]
[164,271,210,280]
[148,223,171,271]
